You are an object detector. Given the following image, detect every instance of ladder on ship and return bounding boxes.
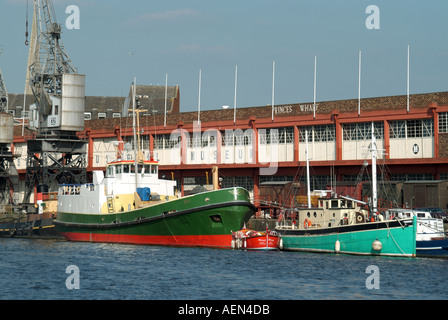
[107,196,114,213]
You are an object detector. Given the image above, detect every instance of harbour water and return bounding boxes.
[1,238,447,302]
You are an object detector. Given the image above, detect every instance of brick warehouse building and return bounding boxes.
[10,89,448,213]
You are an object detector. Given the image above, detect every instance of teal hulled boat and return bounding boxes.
[276,124,417,257]
[276,198,417,257]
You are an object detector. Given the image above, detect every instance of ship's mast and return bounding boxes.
[132,78,138,189]
[371,122,378,217]
[305,130,311,208]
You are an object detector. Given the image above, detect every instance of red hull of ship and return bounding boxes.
[60,232,232,248]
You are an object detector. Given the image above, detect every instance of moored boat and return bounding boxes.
[54,161,255,248]
[0,191,62,239]
[0,212,60,239]
[276,198,417,257]
[231,224,279,250]
[385,208,448,257]
[275,124,417,258]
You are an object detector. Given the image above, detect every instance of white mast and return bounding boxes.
[234,65,237,124]
[313,56,317,119]
[358,50,361,116]
[164,73,167,128]
[271,60,275,121]
[407,45,410,112]
[198,69,201,124]
[132,77,138,189]
[371,122,378,216]
[306,130,311,208]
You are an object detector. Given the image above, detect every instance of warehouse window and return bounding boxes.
[154,135,164,149]
[389,121,406,138]
[154,134,181,149]
[391,173,434,181]
[221,176,254,192]
[278,127,294,144]
[300,125,335,142]
[222,130,254,146]
[98,112,106,119]
[440,112,448,133]
[390,119,433,138]
[190,135,201,148]
[259,129,275,144]
[298,174,332,191]
[343,122,383,141]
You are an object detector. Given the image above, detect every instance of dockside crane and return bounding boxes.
[0,70,8,111]
[0,47,8,111]
[0,47,19,211]
[22,0,87,205]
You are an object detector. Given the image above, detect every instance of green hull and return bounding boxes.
[277,217,417,257]
[55,187,255,248]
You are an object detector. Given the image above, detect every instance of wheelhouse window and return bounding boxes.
[331,200,339,208]
[151,165,158,174]
[106,165,115,177]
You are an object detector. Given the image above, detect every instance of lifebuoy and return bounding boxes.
[304,218,312,229]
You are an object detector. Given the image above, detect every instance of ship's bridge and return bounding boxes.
[105,160,159,178]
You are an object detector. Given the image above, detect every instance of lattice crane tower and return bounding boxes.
[0,47,19,210]
[0,47,8,111]
[23,0,87,204]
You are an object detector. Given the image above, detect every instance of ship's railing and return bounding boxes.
[59,184,95,195]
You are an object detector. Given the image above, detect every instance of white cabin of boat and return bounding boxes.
[57,159,177,215]
[385,208,445,240]
[283,197,371,230]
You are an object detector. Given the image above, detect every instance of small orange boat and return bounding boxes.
[231,224,279,251]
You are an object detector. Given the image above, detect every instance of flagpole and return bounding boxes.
[313,56,317,119]
[271,60,275,121]
[198,69,201,124]
[164,73,167,128]
[407,45,410,112]
[358,50,361,116]
[234,65,237,124]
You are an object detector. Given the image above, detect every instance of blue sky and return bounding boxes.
[1,0,447,112]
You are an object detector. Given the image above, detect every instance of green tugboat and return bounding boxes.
[54,161,255,247]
